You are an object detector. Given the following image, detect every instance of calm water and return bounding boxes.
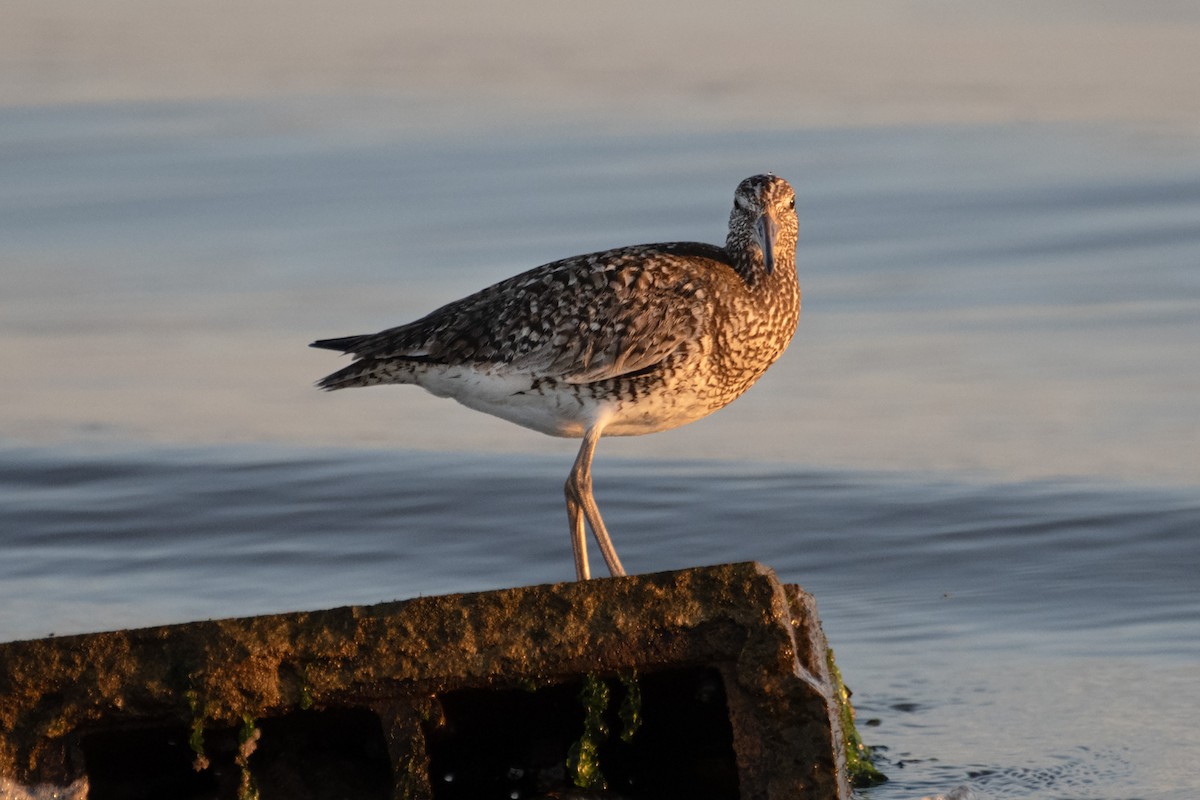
[1,99,1199,799]
[1,445,1197,799]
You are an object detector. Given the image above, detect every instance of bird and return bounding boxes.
[311,174,800,581]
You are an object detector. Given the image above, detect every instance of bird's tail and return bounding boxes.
[313,362,385,391]
[311,335,426,390]
[310,335,371,353]
[311,335,380,391]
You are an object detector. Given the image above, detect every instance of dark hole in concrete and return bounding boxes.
[81,708,392,800]
[251,708,393,800]
[81,724,219,800]
[427,667,739,800]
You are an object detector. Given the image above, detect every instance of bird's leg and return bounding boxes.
[565,424,626,579]
[565,487,590,581]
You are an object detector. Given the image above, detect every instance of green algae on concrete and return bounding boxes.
[617,670,643,744]
[827,647,887,788]
[235,714,262,800]
[564,669,645,790]
[566,673,611,790]
[0,562,854,799]
[185,688,210,771]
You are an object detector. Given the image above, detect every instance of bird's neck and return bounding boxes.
[728,239,796,293]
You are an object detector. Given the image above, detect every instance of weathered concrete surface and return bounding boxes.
[0,562,850,799]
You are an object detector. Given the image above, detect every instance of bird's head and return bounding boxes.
[727,174,798,280]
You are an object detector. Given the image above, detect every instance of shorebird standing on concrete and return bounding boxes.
[312,174,800,580]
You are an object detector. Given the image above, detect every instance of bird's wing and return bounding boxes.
[505,244,728,384]
[534,265,707,384]
[324,244,732,384]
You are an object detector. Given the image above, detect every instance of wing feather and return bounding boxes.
[317,242,733,385]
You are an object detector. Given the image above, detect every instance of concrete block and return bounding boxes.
[0,563,850,799]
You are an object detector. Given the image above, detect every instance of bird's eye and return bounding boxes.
[787,196,795,211]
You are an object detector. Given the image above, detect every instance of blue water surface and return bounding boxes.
[1,99,1198,799]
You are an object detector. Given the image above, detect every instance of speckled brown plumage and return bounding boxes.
[312,174,800,580]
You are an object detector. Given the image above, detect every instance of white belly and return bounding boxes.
[413,365,717,439]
